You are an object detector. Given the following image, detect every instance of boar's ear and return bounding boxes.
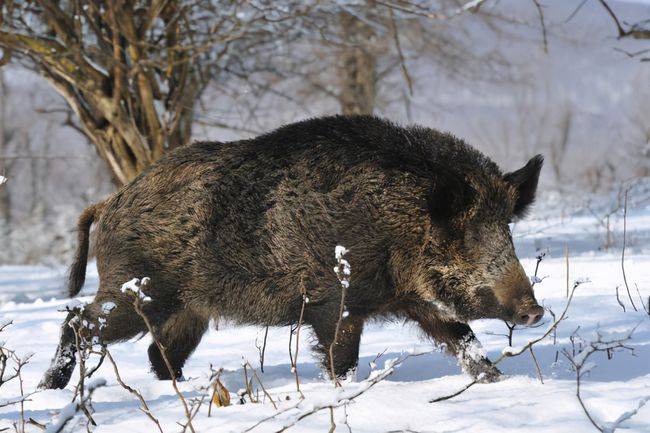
[504,154,543,218]
[427,170,475,223]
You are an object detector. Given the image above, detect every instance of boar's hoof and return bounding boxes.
[38,365,75,390]
[461,357,502,383]
[475,364,502,383]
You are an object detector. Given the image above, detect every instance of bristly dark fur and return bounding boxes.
[67,202,104,297]
[40,115,543,390]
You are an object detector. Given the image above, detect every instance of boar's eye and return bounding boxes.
[503,155,543,219]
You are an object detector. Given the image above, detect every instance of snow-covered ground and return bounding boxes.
[1,205,649,432]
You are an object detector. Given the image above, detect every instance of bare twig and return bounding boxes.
[430,277,588,403]
[242,361,256,404]
[531,0,548,53]
[1,321,38,429]
[243,361,278,410]
[98,348,164,433]
[547,308,560,364]
[122,277,196,433]
[66,306,99,428]
[288,273,308,399]
[183,394,207,433]
[330,246,351,386]
[243,353,428,433]
[634,284,649,315]
[388,7,413,95]
[43,378,106,433]
[256,326,269,373]
[613,47,650,60]
[563,327,648,432]
[621,189,638,311]
[505,322,516,347]
[565,0,589,23]
[597,0,627,38]
[27,417,46,430]
[615,286,626,312]
[529,346,544,384]
[328,407,336,433]
[16,353,27,433]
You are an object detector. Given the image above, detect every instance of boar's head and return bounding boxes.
[419,155,544,326]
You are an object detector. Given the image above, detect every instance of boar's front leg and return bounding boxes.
[308,305,365,379]
[406,304,501,382]
[148,308,209,380]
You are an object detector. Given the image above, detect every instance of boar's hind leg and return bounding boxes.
[39,299,146,390]
[407,306,501,382]
[38,312,77,389]
[147,308,209,380]
[309,312,364,379]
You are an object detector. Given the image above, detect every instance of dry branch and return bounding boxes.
[122,277,196,433]
[242,352,428,433]
[597,0,650,39]
[43,378,106,433]
[0,321,36,433]
[0,1,309,183]
[97,348,164,433]
[621,188,638,311]
[563,327,648,432]
[330,246,351,386]
[531,0,548,53]
[289,275,308,398]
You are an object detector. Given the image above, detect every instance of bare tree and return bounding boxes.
[261,1,506,118]
[623,73,650,178]
[338,11,378,115]
[0,1,306,184]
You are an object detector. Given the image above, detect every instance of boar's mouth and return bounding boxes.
[424,285,544,325]
[473,285,510,320]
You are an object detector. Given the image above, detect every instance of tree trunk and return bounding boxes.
[338,12,377,116]
[0,70,11,257]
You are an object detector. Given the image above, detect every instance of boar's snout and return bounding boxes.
[514,305,544,326]
[491,261,543,325]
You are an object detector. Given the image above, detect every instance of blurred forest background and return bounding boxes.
[0,0,649,264]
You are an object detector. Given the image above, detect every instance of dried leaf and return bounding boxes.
[212,379,230,407]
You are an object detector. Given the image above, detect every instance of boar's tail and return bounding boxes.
[67,201,105,297]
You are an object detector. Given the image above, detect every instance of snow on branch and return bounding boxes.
[120,277,152,302]
[43,378,106,433]
[563,327,649,433]
[0,320,35,433]
[330,245,351,385]
[242,352,429,433]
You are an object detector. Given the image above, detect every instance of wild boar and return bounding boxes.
[40,115,544,389]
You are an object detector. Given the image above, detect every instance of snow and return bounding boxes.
[101,302,116,315]
[61,299,85,312]
[0,208,649,432]
[120,277,152,302]
[334,245,348,261]
[42,378,106,433]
